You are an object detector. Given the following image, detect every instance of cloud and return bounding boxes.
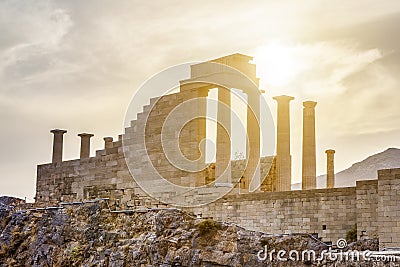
[257,40,382,94]
[0,2,73,79]
[0,0,400,198]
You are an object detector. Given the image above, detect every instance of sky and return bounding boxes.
[1,0,400,201]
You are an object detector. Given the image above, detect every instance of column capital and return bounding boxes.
[50,129,67,135]
[103,137,113,142]
[303,101,317,108]
[273,95,295,103]
[78,133,94,138]
[325,149,336,154]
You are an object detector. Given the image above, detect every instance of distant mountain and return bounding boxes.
[292,148,400,190]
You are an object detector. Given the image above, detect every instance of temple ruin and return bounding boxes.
[35,54,400,249]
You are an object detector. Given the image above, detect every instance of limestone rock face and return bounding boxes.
[0,202,382,266]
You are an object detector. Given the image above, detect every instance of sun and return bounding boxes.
[254,41,302,87]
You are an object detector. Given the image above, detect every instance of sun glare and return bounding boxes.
[254,42,302,87]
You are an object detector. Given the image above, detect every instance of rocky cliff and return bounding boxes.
[0,198,389,267]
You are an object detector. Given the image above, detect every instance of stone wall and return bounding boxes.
[188,187,357,243]
[356,180,378,239]
[35,146,275,208]
[377,168,400,250]
[36,136,157,208]
[36,145,400,246]
[123,90,207,189]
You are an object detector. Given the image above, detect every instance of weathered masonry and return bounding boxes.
[189,174,398,249]
[35,54,400,249]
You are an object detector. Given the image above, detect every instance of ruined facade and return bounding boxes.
[35,54,400,249]
[37,54,278,206]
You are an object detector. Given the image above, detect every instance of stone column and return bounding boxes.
[215,87,231,185]
[244,92,260,191]
[325,149,335,188]
[104,137,113,149]
[302,101,317,190]
[78,133,94,159]
[273,95,294,192]
[50,129,67,163]
[195,87,209,186]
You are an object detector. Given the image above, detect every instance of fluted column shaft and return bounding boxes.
[244,91,260,191]
[302,101,317,190]
[216,87,231,184]
[273,95,294,191]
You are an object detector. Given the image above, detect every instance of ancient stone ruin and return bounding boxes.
[35,54,400,250]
